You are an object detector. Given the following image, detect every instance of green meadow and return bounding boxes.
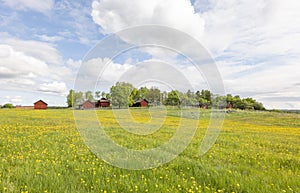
[0,109,299,193]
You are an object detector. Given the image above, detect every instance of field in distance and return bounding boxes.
[0,108,299,192]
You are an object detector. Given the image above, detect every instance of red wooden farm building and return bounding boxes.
[34,100,48,110]
[79,98,111,110]
[132,99,149,107]
[96,98,111,108]
[79,100,95,110]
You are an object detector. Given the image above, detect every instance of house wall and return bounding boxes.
[82,101,94,109]
[100,101,110,107]
[226,103,233,109]
[140,101,148,107]
[34,101,47,109]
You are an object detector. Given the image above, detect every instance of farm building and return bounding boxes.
[98,98,110,107]
[132,99,149,107]
[79,99,111,110]
[79,100,95,110]
[226,102,233,109]
[34,100,48,110]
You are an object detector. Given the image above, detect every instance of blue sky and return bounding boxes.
[0,0,99,60]
[0,0,300,109]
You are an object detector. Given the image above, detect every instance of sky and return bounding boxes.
[0,0,300,109]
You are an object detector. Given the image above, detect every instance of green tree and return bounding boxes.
[161,91,168,105]
[179,91,190,106]
[101,91,106,98]
[110,82,135,108]
[186,89,193,98]
[95,91,101,99]
[185,90,197,106]
[130,88,140,100]
[165,90,180,106]
[232,95,243,109]
[201,90,212,104]
[66,90,84,107]
[212,95,227,108]
[105,93,111,99]
[195,90,201,101]
[85,91,94,101]
[74,91,84,106]
[226,94,233,105]
[253,102,265,110]
[242,98,255,110]
[198,98,209,108]
[2,103,14,108]
[67,89,75,107]
[146,87,161,105]
[139,87,149,99]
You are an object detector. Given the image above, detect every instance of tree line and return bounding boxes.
[67,82,265,110]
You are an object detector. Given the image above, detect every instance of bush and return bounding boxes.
[2,103,14,108]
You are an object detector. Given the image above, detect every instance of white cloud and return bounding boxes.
[192,0,300,59]
[0,44,49,78]
[90,0,224,95]
[75,58,133,92]
[75,56,208,94]
[36,34,64,43]
[117,59,207,92]
[2,38,63,65]
[193,0,300,109]
[66,58,82,69]
[0,39,72,95]
[2,0,54,14]
[91,1,204,64]
[91,0,205,40]
[91,0,213,80]
[3,95,23,104]
[38,81,68,95]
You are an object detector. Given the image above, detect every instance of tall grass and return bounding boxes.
[0,109,299,192]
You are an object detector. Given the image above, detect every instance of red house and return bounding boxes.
[79,99,111,110]
[99,98,111,107]
[133,99,149,107]
[79,100,95,110]
[34,100,48,110]
[226,102,233,109]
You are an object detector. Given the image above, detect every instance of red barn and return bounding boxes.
[133,99,149,107]
[34,100,48,110]
[226,102,233,109]
[99,98,111,107]
[79,100,95,110]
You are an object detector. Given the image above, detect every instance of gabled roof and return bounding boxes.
[81,100,94,105]
[99,99,110,102]
[134,99,149,103]
[34,100,48,105]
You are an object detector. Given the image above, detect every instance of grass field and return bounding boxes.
[0,108,299,192]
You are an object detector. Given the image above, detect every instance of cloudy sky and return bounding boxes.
[0,0,299,109]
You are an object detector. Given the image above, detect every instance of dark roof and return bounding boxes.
[98,98,110,102]
[80,100,110,105]
[134,99,148,103]
[82,100,94,104]
[34,100,48,105]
